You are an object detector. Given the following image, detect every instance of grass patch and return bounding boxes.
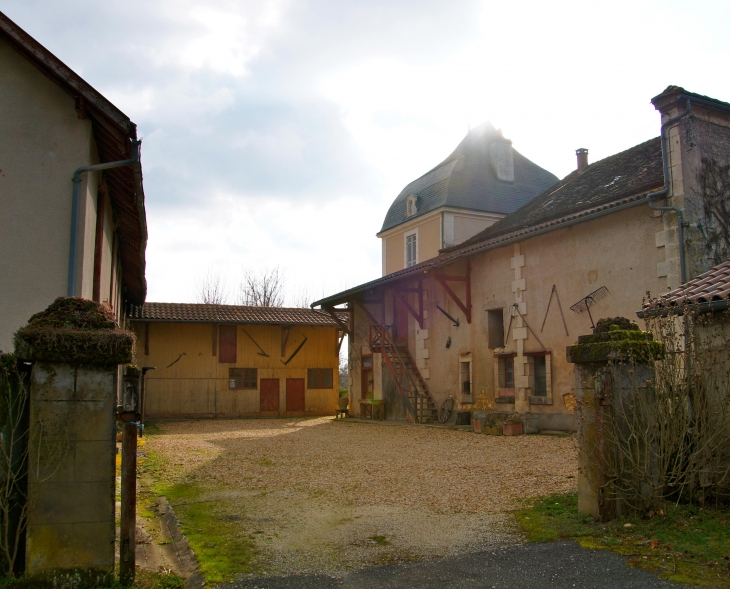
[0,569,184,589]
[137,438,259,585]
[369,535,391,546]
[516,493,730,587]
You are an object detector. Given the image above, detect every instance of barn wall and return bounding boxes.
[131,321,339,418]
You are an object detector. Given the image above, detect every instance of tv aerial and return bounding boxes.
[570,286,610,329]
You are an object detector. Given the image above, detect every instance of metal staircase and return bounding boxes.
[369,325,438,423]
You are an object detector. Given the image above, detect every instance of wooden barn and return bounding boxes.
[128,303,345,418]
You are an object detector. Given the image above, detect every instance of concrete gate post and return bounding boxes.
[566,318,662,520]
[14,298,134,576]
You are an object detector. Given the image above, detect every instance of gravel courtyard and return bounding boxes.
[143,417,577,577]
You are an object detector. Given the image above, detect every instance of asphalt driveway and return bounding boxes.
[228,541,690,589]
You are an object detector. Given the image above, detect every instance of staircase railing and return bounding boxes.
[369,324,423,421]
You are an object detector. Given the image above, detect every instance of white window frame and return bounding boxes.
[404,228,418,268]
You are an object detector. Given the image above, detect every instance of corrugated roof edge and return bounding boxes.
[312,187,659,309]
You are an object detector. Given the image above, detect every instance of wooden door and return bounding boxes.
[260,379,279,412]
[286,378,305,412]
[394,298,408,345]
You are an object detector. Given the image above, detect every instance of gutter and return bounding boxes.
[68,140,141,297]
[646,98,692,283]
[637,299,728,319]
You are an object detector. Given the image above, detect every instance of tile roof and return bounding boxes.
[379,123,558,234]
[648,259,730,308]
[452,137,664,248]
[128,303,346,326]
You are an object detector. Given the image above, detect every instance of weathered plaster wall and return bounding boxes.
[0,39,119,349]
[134,322,339,417]
[383,215,441,275]
[361,204,668,428]
[26,363,116,574]
[451,213,498,246]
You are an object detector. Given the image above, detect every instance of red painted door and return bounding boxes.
[286,378,305,412]
[260,379,279,412]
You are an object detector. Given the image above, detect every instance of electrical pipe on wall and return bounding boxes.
[646,99,692,284]
[67,140,141,297]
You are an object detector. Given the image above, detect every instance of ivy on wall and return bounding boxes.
[697,156,730,265]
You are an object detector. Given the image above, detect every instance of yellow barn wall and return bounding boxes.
[131,321,340,418]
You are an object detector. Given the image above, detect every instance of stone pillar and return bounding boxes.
[25,364,117,574]
[566,318,661,520]
[14,297,134,576]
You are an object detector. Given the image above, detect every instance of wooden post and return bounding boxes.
[120,419,137,585]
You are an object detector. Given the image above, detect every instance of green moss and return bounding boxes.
[0,569,184,589]
[516,493,730,588]
[594,317,640,333]
[567,331,664,364]
[138,449,259,584]
[14,298,134,367]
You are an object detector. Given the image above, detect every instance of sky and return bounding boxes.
[4,0,730,305]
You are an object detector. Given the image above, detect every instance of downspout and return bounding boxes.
[67,140,141,297]
[646,99,692,283]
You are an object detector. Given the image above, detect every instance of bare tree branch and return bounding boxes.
[236,267,285,307]
[194,267,228,305]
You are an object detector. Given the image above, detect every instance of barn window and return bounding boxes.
[308,368,333,389]
[229,368,257,390]
[405,232,417,267]
[219,324,237,363]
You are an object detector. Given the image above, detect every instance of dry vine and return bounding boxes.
[697,156,730,265]
[595,305,730,515]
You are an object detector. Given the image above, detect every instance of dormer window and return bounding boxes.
[405,194,418,218]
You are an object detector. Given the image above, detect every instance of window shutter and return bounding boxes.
[219,325,237,363]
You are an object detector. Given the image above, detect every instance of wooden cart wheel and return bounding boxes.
[438,397,454,423]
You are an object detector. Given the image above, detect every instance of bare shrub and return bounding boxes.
[236,267,285,307]
[195,267,228,305]
[597,305,730,515]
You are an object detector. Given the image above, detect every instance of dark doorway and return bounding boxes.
[286,378,305,412]
[394,297,408,345]
[260,379,279,412]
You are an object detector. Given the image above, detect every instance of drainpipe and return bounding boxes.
[646,99,691,283]
[67,140,141,297]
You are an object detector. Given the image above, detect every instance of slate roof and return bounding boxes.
[650,259,730,308]
[452,137,664,248]
[379,123,559,234]
[313,138,665,309]
[128,303,346,326]
[0,11,147,304]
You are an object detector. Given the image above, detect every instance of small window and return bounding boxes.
[530,355,547,396]
[498,356,515,390]
[460,360,471,394]
[229,368,257,390]
[487,309,504,348]
[405,194,418,217]
[406,233,417,267]
[362,356,373,369]
[308,368,334,389]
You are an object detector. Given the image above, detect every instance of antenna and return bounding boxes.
[570,286,610,329]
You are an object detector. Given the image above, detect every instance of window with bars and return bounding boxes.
[229,368,257,390]
[307,368,334,389]
[406,233,417,267]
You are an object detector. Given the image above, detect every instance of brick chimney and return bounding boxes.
[576,148,588,172]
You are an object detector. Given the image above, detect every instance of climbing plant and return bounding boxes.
[697,156,730,265]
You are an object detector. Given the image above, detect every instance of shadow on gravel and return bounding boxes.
[225,541,693,589]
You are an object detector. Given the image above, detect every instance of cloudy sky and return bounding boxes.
[4,0,730,304]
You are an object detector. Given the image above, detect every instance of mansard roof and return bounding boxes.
[378,123,558,234]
